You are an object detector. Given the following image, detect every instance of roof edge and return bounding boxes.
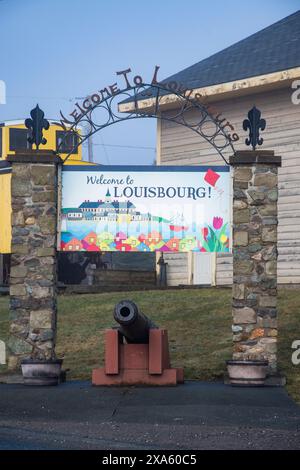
[118,66,300,113]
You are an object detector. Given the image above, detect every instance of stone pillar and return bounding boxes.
[230,150,281,374]
[7,152,61,369]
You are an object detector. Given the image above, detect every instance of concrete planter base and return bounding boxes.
[226,360,268,386]
[21,359,63,386]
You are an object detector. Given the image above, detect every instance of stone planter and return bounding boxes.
[21,359,63,386]
[226,360,268,386]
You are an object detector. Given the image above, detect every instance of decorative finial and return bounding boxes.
[243,106,266,150]
[25,104,50,149]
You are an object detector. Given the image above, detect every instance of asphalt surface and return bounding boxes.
[0,381,300,450]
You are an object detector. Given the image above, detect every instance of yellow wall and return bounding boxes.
[0,122,83,163]
[0,173,11,253]
[0,122,91,254]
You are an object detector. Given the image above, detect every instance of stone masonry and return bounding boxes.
[7,152,61,369]
[229,151,281,374]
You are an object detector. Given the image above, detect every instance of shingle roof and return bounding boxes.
[166,11,300,89]
[122,11,300,103]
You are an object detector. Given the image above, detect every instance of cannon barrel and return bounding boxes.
[114,300,157,343]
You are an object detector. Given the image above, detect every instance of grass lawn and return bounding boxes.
[0,288,299,403]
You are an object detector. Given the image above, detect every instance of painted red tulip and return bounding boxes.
[202,227,209,240]
[213,217,223,230]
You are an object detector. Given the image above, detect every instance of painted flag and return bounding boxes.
[152,216,170,223]
[204,168,220,187]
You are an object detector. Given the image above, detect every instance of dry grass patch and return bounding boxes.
[0,287,299,404]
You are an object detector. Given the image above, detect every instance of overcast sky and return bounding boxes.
[0,0,299,164]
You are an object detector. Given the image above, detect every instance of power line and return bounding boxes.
[93,143,156,151]
[0,116,156,152]
[7,95,73,102]
[99,134,110,165]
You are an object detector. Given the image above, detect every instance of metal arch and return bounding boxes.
[55,83,236,165]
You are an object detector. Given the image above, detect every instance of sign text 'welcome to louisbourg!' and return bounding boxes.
[59,166,231,253]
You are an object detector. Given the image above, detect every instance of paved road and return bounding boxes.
[0,381,300,450]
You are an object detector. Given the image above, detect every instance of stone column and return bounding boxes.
[230,150,281,374]
[7,152,61,369]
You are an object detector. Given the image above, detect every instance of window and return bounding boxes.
[0,127,2,157]
[56,131,78,154]
[9,128,32,151]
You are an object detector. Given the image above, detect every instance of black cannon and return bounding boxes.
[114,300,157,343]
[92,299,184,385]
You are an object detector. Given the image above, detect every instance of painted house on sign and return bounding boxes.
[63,238,83,252]
[120,11,300,286]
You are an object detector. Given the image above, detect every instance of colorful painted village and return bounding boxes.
[60,189,230,253]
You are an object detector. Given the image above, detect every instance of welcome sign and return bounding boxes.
[59,166,231,253]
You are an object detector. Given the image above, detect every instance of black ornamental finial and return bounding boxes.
[243,106,266,150]
[25,104,50,149]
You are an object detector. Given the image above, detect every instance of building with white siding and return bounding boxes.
[121,11,300,286]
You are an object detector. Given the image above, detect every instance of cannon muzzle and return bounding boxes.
[114,300,157,343]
